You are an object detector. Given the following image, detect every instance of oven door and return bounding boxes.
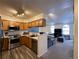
[10,38,20,49]
[10,38,20,44]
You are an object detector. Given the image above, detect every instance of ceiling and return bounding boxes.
[0,0,74,24]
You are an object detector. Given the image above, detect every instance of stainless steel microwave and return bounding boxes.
[8,26,20,31]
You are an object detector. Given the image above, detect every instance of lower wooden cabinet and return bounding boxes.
[3,38,9,50]
[20,36,32,49]
[28,37,32,49]
[20,36,28,46]
[20,36,38,54]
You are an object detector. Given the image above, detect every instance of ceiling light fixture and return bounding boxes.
[48,13,55,17]
[17,13,24,16]
[16,8,25,16]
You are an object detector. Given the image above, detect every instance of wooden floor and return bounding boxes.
[2,45,39,59]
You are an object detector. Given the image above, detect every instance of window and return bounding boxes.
[62,25,70,35]
[50,26,55,33]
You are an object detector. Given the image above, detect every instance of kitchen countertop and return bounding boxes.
[1,36,9,38]
[21,35,38,40]
[3,33,41,40]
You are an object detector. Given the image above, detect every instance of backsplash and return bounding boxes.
[27,27,39,32]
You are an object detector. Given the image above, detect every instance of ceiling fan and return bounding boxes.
[8,7,32,19]
[9,7,25,17]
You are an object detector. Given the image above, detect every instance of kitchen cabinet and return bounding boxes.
[14,22,20,26]
[19,23,24,30]
[28,18,46,28]
[38,19,46,27]
[3,20,9,31]
[20,36,37,53]
[34,20,39,27]
[9,21,20,26]
[3,38,9,50]
[20,36,32,49]
[28,22,32,28]
[32,19,46,27]
[1,18,46,31]
[9,21,25,30]
[31,21,35,27]
[27,37,32,49]
[20,36,29,46]
[23,23,29,30]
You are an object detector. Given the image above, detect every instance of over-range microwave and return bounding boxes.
[8,26,20,31]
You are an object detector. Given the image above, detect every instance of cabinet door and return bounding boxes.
[3,20,9,31]
[20,36,29,46]
[20,36,32,49]
[9,21,14,26]
[31,21,35,27]
[3,38,9,50]
[34,20,38,27]
[28,23,32,28]
[28,37,32,49]
[23,24,29,30]
[14,22,20,26]
[9,21,20,26]
[38,19,46,27]
[20,23,24,30]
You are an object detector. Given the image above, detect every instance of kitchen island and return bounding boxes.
[20,33,48,57]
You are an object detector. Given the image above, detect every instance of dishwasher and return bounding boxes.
[32,39,37,54]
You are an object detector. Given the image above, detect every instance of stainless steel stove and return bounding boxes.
[9,35,21,49]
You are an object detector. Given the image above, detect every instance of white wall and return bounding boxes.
[39,26,51,33]
[55,24,62,29]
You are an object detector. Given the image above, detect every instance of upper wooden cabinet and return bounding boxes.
[9,21,20,26]
[3,20,9,31]
[23,23,29,30]
[38,19,46,27]
[31,18,46,27]
[22,18,46,30]
[31,20,39,27]
[19,23,24,30]
[14,22,20,26]
[1,18,46,31]
[28,22,32,28]
[31,21,36,27]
